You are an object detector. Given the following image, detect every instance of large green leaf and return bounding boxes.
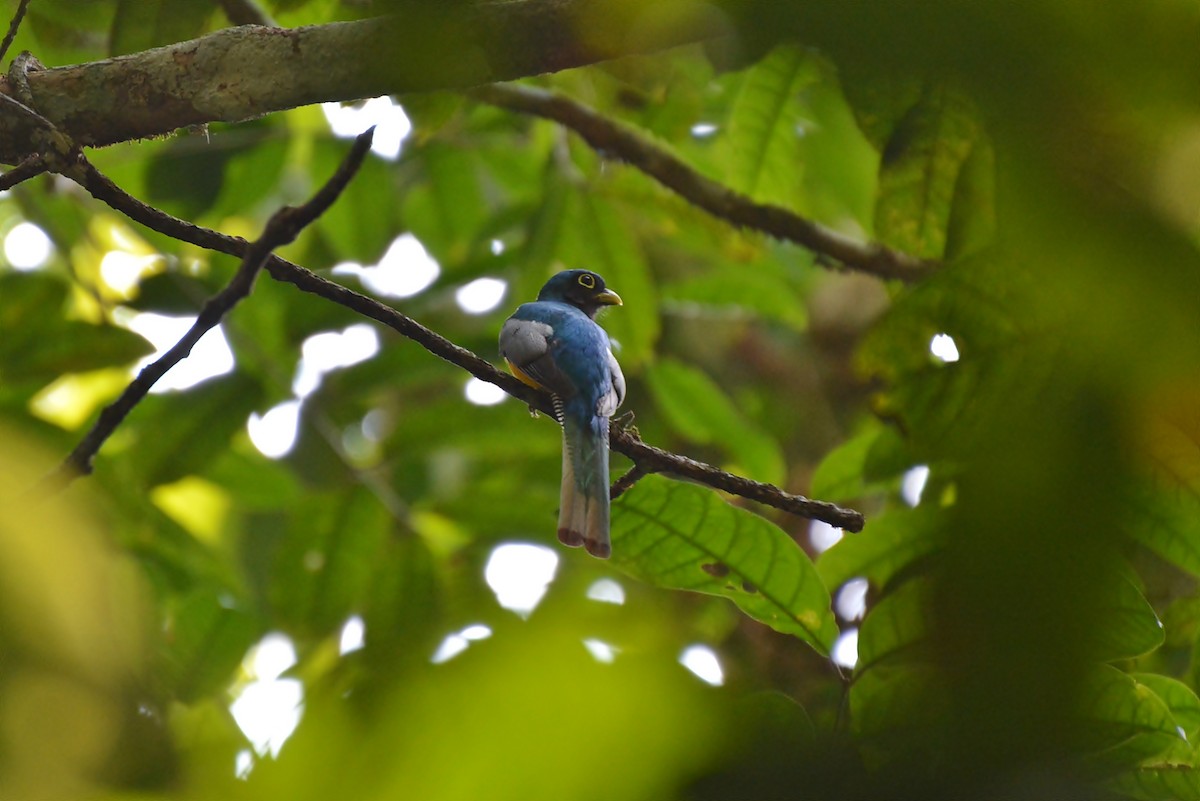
[660,267,808,331]
[1132,674,1200,743]
[611,475,838,654]
[110,0,213,55]
[271,486,393,636]
[1088,577,1164,662]
[160,588,262,703]
[816,508,942,594]
[721,45,815,209]
[558,189,659,367]
[0,273,153,383]
[873,86,980,260]
[1081,667,1187,771]
[644,357,785,485]
[124,373,265,487]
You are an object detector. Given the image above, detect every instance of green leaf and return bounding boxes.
[161,589,261,703]
[1088,577,1164,662]
[1132,674,1200,743]
[612,475,837,654]
[271,486,393,636]
[816,508,942,594]
[130,271,223,315]
[124,373,265,487]
[1081,667,1186,770]
[644,357,785,485]
[1109,765,1200,801]
[144,136,233,221]
[110,0,213,56]
[315,137,397,262]
[559,189,659,367]
[810,425,880,502]
[721,45,816,209]
[399,141,488,266]
[0,274,154,381]
[874,86,980,260]
[0,322,153,385]
[661,268,808,331]
[854,577,930,673]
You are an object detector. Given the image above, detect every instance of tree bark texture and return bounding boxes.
[0,0,731,165]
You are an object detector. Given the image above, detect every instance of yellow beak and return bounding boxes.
[595,289,623,306]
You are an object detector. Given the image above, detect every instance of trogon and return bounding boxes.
[499,269,625,558]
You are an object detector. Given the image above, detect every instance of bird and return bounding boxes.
[499,269,626,558]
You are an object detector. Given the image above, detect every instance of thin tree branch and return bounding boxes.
[610,463,650,501]
[46,128,375,486]
[0,150,43,189]
[59,151,864,531]
[0,0,31,67]
[474,83,934,281]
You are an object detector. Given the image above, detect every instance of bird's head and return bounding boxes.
[537,269,623,319]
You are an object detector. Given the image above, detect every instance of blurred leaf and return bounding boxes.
[854,577,930,674]
[144,136,233,221]
[720,44,815,209]
[0,273,153,381]
[315,139,397,262]
[130,271,224,315]
[645,357,785,484]
[1131,388,1200,578]
[612,475,838,655]
[816,508,942,594]
[874,86,980,260]
[559,189,659,367]
[161,589,261,702]
[111,0,213,55]
[252,606,721,801]
[271,486,393,636]
[810,424,880,502]
[661,267,808,330]
[1089,577,1165,662]
[400,141,488,265]
[125,373,265,487]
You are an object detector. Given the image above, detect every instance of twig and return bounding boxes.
[611,427,863,531]
[46,128,375,486]
[610,463,650,501]
[60,142,864,531]
[0,150,43,189]
[0,0,32,67]
[473,83,935,282]
[218,0,276,27]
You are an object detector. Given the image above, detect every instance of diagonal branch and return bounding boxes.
[46,128,375,486]
[0,0,31,67]
[474,83,934,281]
[59,150,864,532]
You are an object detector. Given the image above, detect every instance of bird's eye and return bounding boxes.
[577,273,596,289]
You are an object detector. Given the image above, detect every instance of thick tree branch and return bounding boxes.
[0,1,730,165]
[475,83,934,281]
[47,128,375,486]
[60,152,864,531]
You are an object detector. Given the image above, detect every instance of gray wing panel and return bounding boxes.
[499,317,575,397]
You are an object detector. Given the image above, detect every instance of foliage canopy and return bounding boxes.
[3,1,1200,799]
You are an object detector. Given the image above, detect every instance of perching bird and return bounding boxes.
[499,269,625,558]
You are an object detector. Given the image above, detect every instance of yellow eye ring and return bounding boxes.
[577,273,596,288]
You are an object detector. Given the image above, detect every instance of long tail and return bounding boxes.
[557,412,611,559]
